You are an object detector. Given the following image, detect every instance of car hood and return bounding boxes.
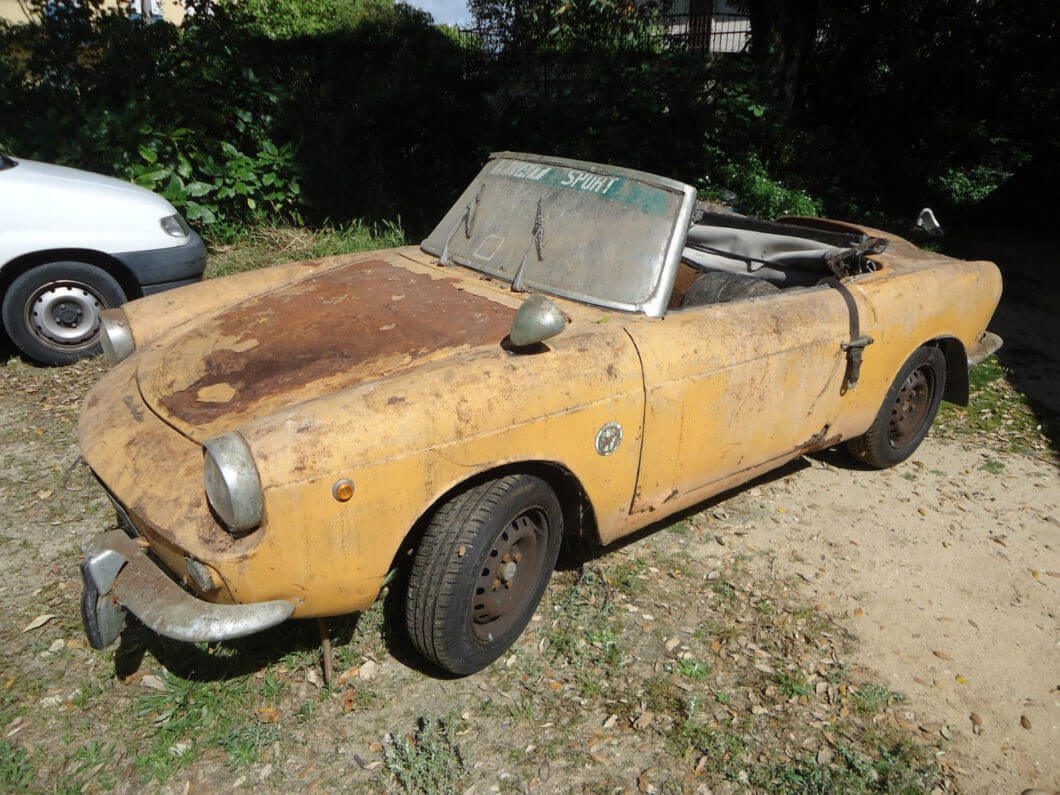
[136,256,518,441]
[5,157,173,206]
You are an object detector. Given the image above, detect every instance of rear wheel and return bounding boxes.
[848,345,946,468]
[2,261,125,365]
[405,474,563,675]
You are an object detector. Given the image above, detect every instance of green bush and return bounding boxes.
[0,0,301,233]
[706,154,823,219]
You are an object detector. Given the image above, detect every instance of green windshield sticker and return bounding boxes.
[489,160,674,218]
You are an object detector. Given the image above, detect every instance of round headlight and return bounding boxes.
[203,432,264,533]
[100,308,135,364]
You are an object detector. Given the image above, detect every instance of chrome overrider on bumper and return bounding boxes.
[80,529,296,649]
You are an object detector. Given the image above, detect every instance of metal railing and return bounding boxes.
[454,11,751,62]
[661,12,751,53]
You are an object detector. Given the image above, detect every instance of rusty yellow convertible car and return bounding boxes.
[78,153,1002,674]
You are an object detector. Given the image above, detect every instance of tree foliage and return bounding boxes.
[0,0,1052,237]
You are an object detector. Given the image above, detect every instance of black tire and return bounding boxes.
[405,474,563,676]
[2,261,126,366]
[848,345,947,469]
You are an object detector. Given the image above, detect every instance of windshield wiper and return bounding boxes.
[511,197,545,292]
[439,182,483,266]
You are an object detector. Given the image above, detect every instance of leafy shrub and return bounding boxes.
[706,154,823,219]
[0,0,301,233]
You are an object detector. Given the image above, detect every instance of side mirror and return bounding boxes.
[508,295,566,348]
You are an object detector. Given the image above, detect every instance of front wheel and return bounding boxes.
[847,345,947,468]
[2,261,126,365]
[405,474,563,676]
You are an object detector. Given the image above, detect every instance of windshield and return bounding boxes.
[421,153,695,315]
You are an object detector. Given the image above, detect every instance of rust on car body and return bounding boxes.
[145,259,517,434]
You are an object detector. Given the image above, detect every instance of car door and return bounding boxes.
[624,283,861,514]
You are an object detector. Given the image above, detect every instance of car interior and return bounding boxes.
[668,211,885,310]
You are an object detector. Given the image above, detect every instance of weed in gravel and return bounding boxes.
[675,659,712,680]
[132,672,256,783]
[853,683,904,714]
[220,723,280,769]
[775,670,814,699]
[382,715,465,794]
[0,740,33,790]
[751,731,937,793]
[980,458,1005,474]
[544,566,625,698]
[670,717,746,772]
[604,555,648,595]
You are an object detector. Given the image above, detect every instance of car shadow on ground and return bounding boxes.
[944,230,1059,456]
[113,448,868,685]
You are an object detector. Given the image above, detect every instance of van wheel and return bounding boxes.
[848,345,946,468]
[405,474,563,676]
[2,261,125,365]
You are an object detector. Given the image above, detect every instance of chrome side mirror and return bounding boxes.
[508,295,566,348]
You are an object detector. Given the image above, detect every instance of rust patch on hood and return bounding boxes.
[141,260,516,435]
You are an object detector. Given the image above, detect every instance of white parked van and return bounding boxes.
[0,154,206,364]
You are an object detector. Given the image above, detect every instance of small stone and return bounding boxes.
[633,711,654,730]
[664,637,680,653]
[140,675,167,691]
[1019,715,1031,730]
[359,660,379,681]
[816,747,834,765]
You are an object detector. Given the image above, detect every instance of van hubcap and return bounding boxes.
[27,281,104,350]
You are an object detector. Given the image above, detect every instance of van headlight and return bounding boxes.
[203,432,264,533]
[160,213,191,238]
[100,308,136,364]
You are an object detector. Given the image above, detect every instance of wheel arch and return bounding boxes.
[931,336,969,406]
[388,460,601,577]
[0,249,142,305]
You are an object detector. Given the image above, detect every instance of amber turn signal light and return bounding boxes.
[332,479,355,502]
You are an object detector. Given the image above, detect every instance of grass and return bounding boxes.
[853,683,904,714]
[0,740,34,790]
[205,220,406,278]
[936,355,1054,458]
[382,715,465,794]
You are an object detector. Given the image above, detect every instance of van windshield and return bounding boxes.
[421,154,694,314]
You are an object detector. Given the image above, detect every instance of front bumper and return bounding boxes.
[113,231,207,295]
[80,529,296,649]
[968,331,1003,366]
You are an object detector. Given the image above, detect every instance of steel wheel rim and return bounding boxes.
[470,506,550,643]
[25,280,105,351]
[888,364,935,448]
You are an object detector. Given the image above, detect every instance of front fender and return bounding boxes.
[235,325,645,616]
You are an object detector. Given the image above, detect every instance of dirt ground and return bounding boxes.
[0,232,1056,793]
[722,439,1059,792]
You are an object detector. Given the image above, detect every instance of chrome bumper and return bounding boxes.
[80,530,296,649]
[968,331,1003,366]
